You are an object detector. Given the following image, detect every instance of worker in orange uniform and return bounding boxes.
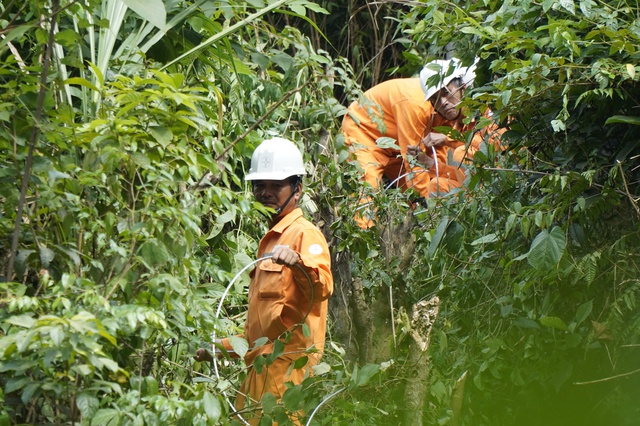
[342,57,502,228]
[195,137,334,425]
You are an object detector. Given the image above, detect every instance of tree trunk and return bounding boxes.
[403,296,441,426]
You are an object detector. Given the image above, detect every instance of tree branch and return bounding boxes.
[574,367,640,385]
[6,0,60,282]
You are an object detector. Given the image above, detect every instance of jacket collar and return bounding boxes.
[270,208,303,234]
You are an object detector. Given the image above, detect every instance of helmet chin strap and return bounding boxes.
[274,187,298,215]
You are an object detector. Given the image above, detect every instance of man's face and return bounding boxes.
[252,179,299,216]
[434,82,464,121]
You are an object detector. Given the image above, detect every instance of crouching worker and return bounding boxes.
[195,137,334,425]
[341,57,502,228]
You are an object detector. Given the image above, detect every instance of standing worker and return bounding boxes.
[195,137,334,425]
[342,57,501,228]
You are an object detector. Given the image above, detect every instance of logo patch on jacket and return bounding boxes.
[308,244,323,255]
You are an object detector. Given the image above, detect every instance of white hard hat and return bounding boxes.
[245,137,307,181]
[419,57,478,100]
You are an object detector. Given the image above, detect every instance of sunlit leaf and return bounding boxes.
[203,391,221,421]
[229,336,249,358]
[626,63,636,79]
[375,137,401,151]
[5,315,35,328]
[559,0,576,14]
[122,0,166,28]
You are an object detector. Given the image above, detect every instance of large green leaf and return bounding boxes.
[137,239,170,269]
[228,336,249,358]
[527,226,566,270]
[202,391,221,421]
[76,393,99,419]
[122,0,166,28]
[282,385,304,411]
[352,363,380,387]
[91,409,120,426]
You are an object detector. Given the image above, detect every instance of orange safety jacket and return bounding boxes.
[221,208,333,421]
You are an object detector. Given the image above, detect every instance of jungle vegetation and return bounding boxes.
[1,0,639,425]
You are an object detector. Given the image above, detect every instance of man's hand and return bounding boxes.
[407,145,435,169]
[194,348,213,363]
[421,132,447,149]
[271,245,300,267]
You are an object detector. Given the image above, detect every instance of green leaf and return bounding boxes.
[252,336,269,348]
[20,382,38,404]
[312,362,331,375]
[540,316,568,331]
[0,24,33,51]
[470,233,499,246]
[513,317,541,329]
[50,327,65,346]
[267,340,285,365]
[149,126,173,147]
[605,115,640,125]
[202,391,221,421]
[144,376,159,396]
[292,356,308,370]
[39,247,55,267]
[229,336,249,358]
[527,226,566,270]
[76,393,99,418]
[261,392,277,414]
[253,354,265,374]
[271,52,294,72]
[122,0,166,28]
[131,151,150,168]
[46,169,71,189]
[302,323,310,338]
[559,0,576,14]
[575,300,593,325]
[5,315,35,328]
[429,217,450,257]
[216,210,236,224]
[91,408,120,426]
[138,239,170,269]
[54,29,82,46]
[375,137,401,151]
[64,77,100,93]
[289,3,306,16]
[5,376,30,394]
[354,363,380,387]
[626,64,636,80]
[282,385,304,411]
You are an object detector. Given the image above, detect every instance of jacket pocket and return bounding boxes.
[257,261,285,299]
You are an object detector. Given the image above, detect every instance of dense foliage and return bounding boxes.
[1,0,639,425]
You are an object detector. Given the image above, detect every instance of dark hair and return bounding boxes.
[449,77,464,89]
[287,175,303,189]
